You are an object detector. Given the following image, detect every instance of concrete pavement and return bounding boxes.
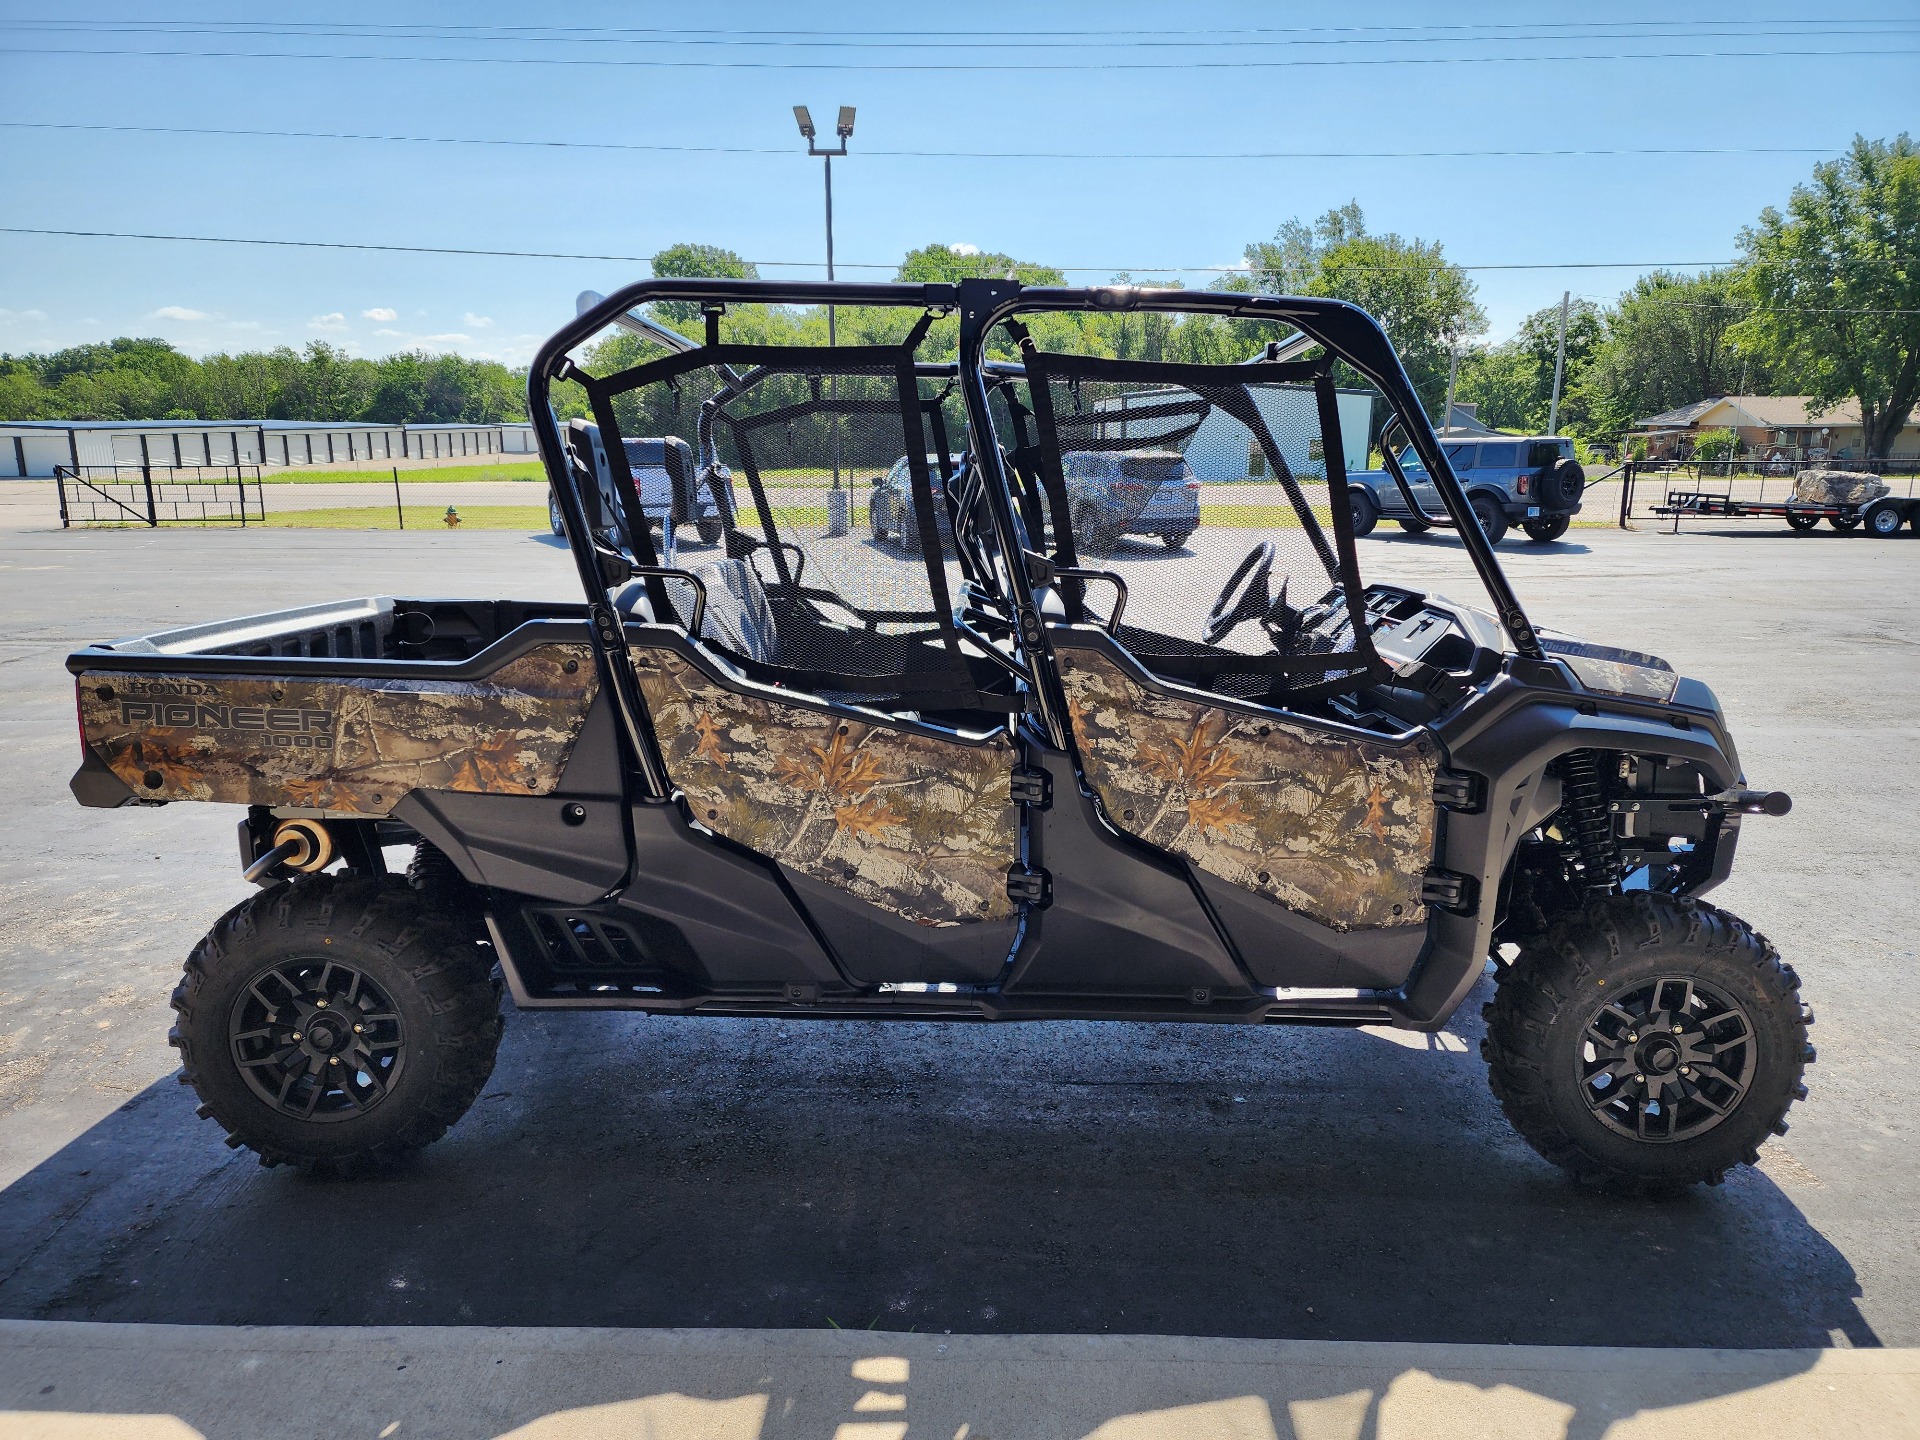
[3,1322,1916,1439]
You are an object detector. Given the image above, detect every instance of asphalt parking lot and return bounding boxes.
[1,484,1917,1429]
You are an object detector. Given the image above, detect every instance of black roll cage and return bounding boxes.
[527,278,1544,790]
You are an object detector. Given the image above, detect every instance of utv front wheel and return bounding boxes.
[170,876,503,1174]
[1482,893,1811,1193]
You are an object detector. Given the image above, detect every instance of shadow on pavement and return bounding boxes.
[0,987,1873,1356]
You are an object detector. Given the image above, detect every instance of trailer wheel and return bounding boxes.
[1865,501,1906,537]
[170,875,503,1175]
[1827,514,1860,532]
[1785,511,1821,532]
[1482,892,1811,1195]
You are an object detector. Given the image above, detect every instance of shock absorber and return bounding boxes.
[1560,749,1622,895]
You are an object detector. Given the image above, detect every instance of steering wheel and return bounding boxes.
[1203,541,1277,644]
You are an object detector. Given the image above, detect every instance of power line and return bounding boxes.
[0,120,1847,164]
[0,223,1755,273]
[6,42,1916,71]
[8,20,1917,50]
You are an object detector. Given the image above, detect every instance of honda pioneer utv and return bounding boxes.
[67,280,1811,1193]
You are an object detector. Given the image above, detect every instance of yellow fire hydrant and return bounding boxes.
[443,506,461,528]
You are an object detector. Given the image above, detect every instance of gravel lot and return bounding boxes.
[0,485,1915,1352]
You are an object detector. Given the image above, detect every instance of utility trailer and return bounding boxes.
[1652,488,1920,537]
[68,278,1813,1194]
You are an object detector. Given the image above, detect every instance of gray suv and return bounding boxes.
[1350,435,1585,544]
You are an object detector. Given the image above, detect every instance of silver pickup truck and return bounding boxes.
[1349,435,1586,545]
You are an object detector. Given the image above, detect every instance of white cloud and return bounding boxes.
[373,327,404,337]
[309,312,349,331]
[415,333,472,344]
[362,306,398,322]
[0,307,49,324]
[150,305,209,321]
[947,242,981,256]
[463,312,494,328]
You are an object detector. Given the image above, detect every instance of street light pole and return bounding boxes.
[795,104,855,535]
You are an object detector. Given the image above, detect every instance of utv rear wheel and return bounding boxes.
[1482,893,1810,1194]
[170,875,502,1175]
[1523,513,1571,543]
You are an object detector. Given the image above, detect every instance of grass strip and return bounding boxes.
[263,461,547,484]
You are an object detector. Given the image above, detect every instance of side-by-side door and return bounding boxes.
[982,342,1445,993]
[601,344,1026,987]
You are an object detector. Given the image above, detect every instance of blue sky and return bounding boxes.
[1,2,1914,366]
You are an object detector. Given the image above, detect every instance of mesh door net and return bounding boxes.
[997,347,1387,704]
[585,341,1010,714]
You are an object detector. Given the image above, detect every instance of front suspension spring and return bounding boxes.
[1561,749,1622,895]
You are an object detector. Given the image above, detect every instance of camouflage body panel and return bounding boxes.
[77,645,597,814]
[631,647,1017,928]
[1058,648,1440,931]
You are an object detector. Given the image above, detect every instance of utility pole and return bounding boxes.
[795,104,856,536]
[1443,341,1459,433]
[1548,290,1570,437]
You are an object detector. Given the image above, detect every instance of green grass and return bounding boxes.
[260,505,551,529]
[262,461,547,484]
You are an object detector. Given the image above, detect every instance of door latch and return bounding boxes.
[1432,768,1485,813]
[1005,865,1052,907]
[1009,768,1052,809]
[1421,867,1479,915]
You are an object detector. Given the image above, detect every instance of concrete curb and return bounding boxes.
[2,1322,1916,1439]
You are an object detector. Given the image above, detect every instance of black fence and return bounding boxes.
[56,465,267,528]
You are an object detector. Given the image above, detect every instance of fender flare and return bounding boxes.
[1398,697,1741,1029]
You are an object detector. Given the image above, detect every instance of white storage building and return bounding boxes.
[0,419,537,478]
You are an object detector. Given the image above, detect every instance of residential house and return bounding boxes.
[1629,396,1919,464]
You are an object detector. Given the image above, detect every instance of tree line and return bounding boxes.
[6,136,1913,455]
[0,339,527,426]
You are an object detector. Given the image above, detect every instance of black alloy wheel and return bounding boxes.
[229,959,405,1121]
[1576,974,1755,1144]
[1349,488,1380,537]
[1523,513,1572,544]
[1785,511,1821,532]
[1470,495,1510,545]
[1828,514,1861,532]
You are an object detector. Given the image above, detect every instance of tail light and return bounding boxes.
[1183,479,1202,492]
[1517,476,1529,495]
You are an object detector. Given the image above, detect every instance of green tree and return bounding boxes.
[1737,134,1920,458]
[895,244,1064,288]
[1242,202,1367,294]
[1691,427,1741,462]
[649,242,760,324]
[1309,232,1486,414]
[1456,298,1605,435]
[1574,269,1767,440]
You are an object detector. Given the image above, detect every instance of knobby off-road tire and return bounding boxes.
[170,875,503,1175]
[1482,892,1812,1194]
